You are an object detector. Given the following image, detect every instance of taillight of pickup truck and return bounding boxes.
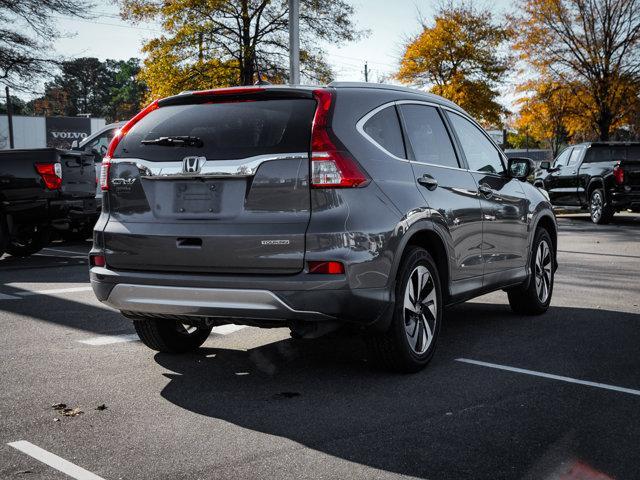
[35,163,62,190]
[613,163,625,185]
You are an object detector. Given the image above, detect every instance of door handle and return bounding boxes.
[478,184,493,198]
[417,175,438,191]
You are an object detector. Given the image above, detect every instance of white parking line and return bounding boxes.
[78,334,139,346]
[43,247,89,256]
[456,358,640,397]
[212,324,247,335]
[7,441,105,480]
[79,325,248,346]
[15,286,93,297]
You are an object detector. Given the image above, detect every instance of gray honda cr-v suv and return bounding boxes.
[90,82,557,372]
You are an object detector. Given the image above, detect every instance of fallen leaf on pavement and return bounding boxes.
[95,404,107,411]
[51,403,66,410]
[61,408,83,417]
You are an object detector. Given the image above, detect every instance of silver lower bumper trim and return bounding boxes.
[104,284,331,321]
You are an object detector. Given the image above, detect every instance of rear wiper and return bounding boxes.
[141,136,203,147]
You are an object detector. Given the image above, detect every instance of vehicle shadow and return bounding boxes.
[153,303,640,480]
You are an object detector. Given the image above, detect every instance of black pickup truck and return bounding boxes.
[0,148,98,256]
[533,142,640,223]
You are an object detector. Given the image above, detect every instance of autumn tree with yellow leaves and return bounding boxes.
[119,0,363,101]
[513,0,640,141]
[396,3,512,126]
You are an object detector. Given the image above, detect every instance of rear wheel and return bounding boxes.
[507,228,554,315]
[367,247,442,373]
[590,188,613,224]
[133,318,213,353]
[6,225,51,257]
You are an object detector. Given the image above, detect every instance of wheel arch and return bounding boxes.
[586,177,605,200]
[391,222,451,303]
[532,213,558,271]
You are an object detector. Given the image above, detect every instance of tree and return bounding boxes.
[119,0,365,99]
[514,78,575,155]
[514,0,640,140]
[0,0,93,91]
[396,2,512,125]
[31,57,147,121]
[0,96,31,115]
[104,58,148,121]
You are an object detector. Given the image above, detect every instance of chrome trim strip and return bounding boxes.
[109,152,308,179]
[104,284,332,320]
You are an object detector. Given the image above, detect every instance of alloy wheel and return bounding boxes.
[591,191,602,222]
[534,240,552,303]
[403,265,437,355]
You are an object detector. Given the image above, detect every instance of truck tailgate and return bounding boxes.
[59,151,97,199]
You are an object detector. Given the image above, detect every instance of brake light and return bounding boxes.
[35,162,62,190]
[310,89,368,188]
[613,163,624,185]
[193,87,264,96]
[102,99,159,191]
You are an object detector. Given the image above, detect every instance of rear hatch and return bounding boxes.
[103,89,316,274]
[59,150,98,199]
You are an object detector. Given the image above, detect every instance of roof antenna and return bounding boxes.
[254,56,272,86]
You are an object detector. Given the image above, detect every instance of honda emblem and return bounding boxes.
[183,156,205,173]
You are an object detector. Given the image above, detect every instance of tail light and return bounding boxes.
[310,89,368,188]
[307,261,345,274]
[102,99,160,191]
[613,163,624,185]
[99,159,111,191]
[35,162,62,190]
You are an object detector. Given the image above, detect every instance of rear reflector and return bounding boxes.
[307,261,345,274]
[310,89,368,188]
[613,163,624,185]
[35,162,62,190]
[89,254,106,267]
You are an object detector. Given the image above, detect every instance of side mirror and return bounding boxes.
[508,157,533,181]
[71,140,79,149]
[539,161,551,170]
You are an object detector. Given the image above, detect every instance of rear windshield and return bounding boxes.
[584,145,640,163]
[114,99,316,161]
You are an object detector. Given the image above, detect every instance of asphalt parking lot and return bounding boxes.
[0,214,639,480]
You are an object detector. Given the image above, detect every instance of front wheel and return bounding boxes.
[367,247,442,373]
[590,188,613,224]
[507,228,554,315]
[133,318,213,353]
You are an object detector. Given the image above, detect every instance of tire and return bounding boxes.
[6,225,51,257]
[367,246,443,373]
[133,318,213,353]
[507,228,554,315]
[589,188,613,224]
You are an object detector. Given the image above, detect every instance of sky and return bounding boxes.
[49,0,515,105]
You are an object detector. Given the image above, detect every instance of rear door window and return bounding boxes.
[114,99,316,161]
[362,106,406,158]
[400,104,459,168]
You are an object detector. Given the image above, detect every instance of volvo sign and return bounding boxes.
[45,117,91,149]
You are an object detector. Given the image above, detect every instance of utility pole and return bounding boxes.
[5,86,14,149]
[288,0,300,85]
[364,62,369,82]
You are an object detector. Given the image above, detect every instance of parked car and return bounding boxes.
[534,142,640,223]
[90,83,557,372]
[0,148,98,256]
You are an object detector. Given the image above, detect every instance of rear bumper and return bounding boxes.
[90,266,393,328]
[610,191,640,210]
